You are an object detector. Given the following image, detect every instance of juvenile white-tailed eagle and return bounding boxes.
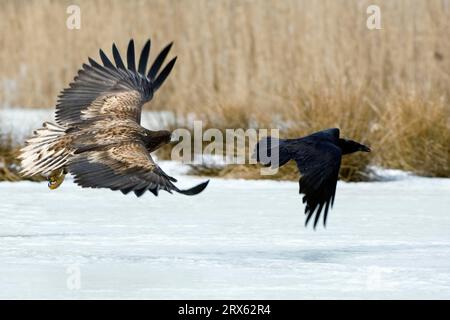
[20,39,209,197]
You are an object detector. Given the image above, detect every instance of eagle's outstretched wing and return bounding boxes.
[55,39,176,126]
[69,141,209,197]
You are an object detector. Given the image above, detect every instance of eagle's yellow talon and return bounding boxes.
[47,169,66,190]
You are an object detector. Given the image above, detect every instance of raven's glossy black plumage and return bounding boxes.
[254,128,370,229]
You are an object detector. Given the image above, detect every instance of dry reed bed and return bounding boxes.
[0,0,449,180]
[0,129,43,182]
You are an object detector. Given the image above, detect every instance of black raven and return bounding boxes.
[254,128,371,229]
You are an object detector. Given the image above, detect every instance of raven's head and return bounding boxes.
[338,139,371,155]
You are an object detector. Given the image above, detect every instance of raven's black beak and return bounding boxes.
[360,145,371,152]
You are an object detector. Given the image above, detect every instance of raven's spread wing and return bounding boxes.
[309,128,340,139]
[68,141,209,197]
[55,39,176,126]
[294,140,342,228]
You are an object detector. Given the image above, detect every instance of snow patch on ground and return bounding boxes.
[367,166,416,181]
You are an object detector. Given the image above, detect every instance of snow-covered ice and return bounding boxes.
[0,161,449,299]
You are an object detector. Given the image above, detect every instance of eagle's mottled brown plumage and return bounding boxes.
[19,39,209,196]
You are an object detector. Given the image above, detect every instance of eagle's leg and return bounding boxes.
[48,168,67,190]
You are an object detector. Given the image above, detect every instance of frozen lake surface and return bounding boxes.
[0,162,449,299]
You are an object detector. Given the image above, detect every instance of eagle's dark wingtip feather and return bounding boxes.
[127,39,136,72]
[177,180,209,196]
[87,57,100,69]
[134,188,147,197]
[99,49,115,69]
[152,56,177,92]
[147,41,173,80]
[120,187,134,195]
[112,43,126,69]
[138,39,151,75]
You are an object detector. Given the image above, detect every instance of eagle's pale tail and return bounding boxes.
[19,122,71,177]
